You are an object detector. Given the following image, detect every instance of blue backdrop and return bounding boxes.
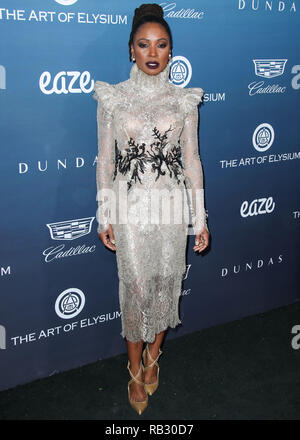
[0,0,299,391]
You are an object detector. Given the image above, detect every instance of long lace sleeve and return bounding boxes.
[180,88,209,235]
[93,81,117,234]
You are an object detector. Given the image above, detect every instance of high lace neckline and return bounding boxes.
[129,62,171,93]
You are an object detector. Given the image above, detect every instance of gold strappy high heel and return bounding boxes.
[127,360,148,415]
[142,344,163,396]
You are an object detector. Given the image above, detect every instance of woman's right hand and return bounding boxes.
[98,224,116,251]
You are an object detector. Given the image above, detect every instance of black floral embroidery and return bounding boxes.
[113,138,149,191]
[113,125,184,191]
[148,126,183,184]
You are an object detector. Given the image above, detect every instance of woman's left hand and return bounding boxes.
[193,228,210,253]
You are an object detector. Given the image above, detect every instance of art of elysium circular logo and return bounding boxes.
[252,123,275,152]
[55,288,85,319]
[55,0,78,5]
[170,56,192,88]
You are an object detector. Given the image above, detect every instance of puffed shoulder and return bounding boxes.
[179,87,204,117]
[93,80,119,115]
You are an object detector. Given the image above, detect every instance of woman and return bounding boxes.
[93,3,210,415]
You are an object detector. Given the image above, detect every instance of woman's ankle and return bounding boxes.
[129,361,142,374]
[147,344,159,361]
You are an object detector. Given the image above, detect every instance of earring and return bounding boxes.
[132,55,136,62]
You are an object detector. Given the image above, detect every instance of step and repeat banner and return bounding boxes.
[0,0,299,391]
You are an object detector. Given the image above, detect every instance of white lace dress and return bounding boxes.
[93,61,208,343]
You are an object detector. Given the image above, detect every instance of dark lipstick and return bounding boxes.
[146,61,160,69]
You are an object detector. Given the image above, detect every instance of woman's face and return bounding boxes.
[131,22,171,75]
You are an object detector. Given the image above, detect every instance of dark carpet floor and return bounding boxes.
[1,301,300,421]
